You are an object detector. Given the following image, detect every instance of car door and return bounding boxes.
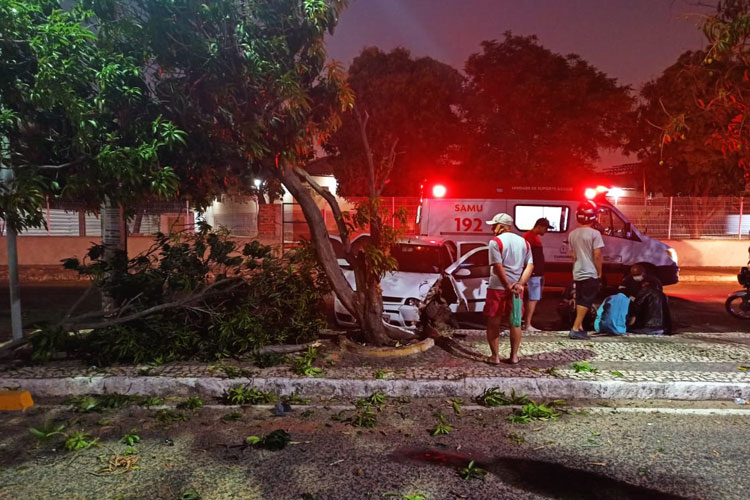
[445,246,490,312]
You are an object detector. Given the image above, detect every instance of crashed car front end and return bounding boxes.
[333,272,460,329]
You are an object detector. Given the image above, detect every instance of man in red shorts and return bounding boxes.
[485,213,534,365]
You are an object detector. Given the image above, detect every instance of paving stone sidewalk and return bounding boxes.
[3,330,750,383]
[3,330,750,402]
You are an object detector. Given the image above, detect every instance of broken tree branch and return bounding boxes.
[64,279,244,331]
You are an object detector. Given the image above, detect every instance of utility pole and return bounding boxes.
[0,150,23,342]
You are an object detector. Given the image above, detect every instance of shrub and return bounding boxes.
[37,225,329,365]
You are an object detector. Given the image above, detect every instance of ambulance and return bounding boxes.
[332,182,679,327]
[418,182,679,313]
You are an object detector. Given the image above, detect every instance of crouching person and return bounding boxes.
[628,279,671,335]
[594,292,630,335]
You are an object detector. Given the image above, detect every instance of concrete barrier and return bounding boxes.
[663,239,749,268]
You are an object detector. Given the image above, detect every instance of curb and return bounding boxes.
[2,375,748,402]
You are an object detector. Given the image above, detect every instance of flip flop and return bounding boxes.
[503,358,520,365]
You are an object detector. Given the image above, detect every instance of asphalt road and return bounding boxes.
[1,398,748,499]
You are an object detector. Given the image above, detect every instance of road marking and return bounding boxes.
[575,406,750,416]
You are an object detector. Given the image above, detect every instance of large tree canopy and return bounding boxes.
[88,0,414,346]
[630,50,745,198]
[462,33,634,181]
[87,0,353,207]
[0,0,182,231]
[324,47,464,196]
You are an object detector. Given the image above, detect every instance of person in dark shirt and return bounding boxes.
[628,279,670,334]
[523,217,550,332]
[619,264,662,299]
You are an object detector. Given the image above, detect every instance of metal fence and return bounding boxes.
[615,196,748,240]
[0,200,189,237]
[4,195,749,241]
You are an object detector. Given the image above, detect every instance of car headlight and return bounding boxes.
[667,248,678,265]
[404,297,421,307]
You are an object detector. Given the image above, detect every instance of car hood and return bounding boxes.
[343,270,441,301]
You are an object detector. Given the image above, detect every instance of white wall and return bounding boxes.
[664,239,749,268]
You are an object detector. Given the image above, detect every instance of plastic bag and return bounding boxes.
[510,293,523,327]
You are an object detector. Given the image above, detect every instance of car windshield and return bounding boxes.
[391,244,447,273]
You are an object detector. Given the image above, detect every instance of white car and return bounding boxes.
[331,235,492,327]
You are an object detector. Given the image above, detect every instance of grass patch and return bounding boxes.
[68,393,142,413]
[355,391,387,409]
[120,429,141,446]
[572,361,598,373]
[291,347,324,377]
[29,421,65,443]
[225,385,277,405]
[475,388,529,407]
[459,460,487,480]
[349,409,377,428]
[221,411,244,423]
[64,430,99,451]
[430,412,453,436]
[177,396,204,411]
[153,409,189,425]
[245,429,291,451]
[507,402,560,424]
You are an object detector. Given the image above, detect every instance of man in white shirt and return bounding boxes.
[485,213,534,364]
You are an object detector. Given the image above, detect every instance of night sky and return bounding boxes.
[326,0,710,88]
[325,0,713,166]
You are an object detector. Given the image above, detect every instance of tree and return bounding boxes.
[630,50,745,237]
[325,47,464,196]
[91,0,414,345]
[462,33,634,181]
[0,0,183,334]
[695,0,750,182]
[321,48,463,344]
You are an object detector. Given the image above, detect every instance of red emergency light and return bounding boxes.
[585,185,615,200]
[432,184,447,198]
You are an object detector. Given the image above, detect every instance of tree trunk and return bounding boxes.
[0,163,23,341]
[358,208,391,345]
[277,164,401,345]
[359,274,391,345]
[5,220,23,342]
[276,165,360,318]
[100,197,127,312]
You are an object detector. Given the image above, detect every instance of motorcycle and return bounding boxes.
[725,267,750,319]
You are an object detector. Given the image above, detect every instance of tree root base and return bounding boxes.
[340,336,434,358]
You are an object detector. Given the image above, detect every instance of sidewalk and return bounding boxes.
[679,267,738,282]
[3,330,750,402]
